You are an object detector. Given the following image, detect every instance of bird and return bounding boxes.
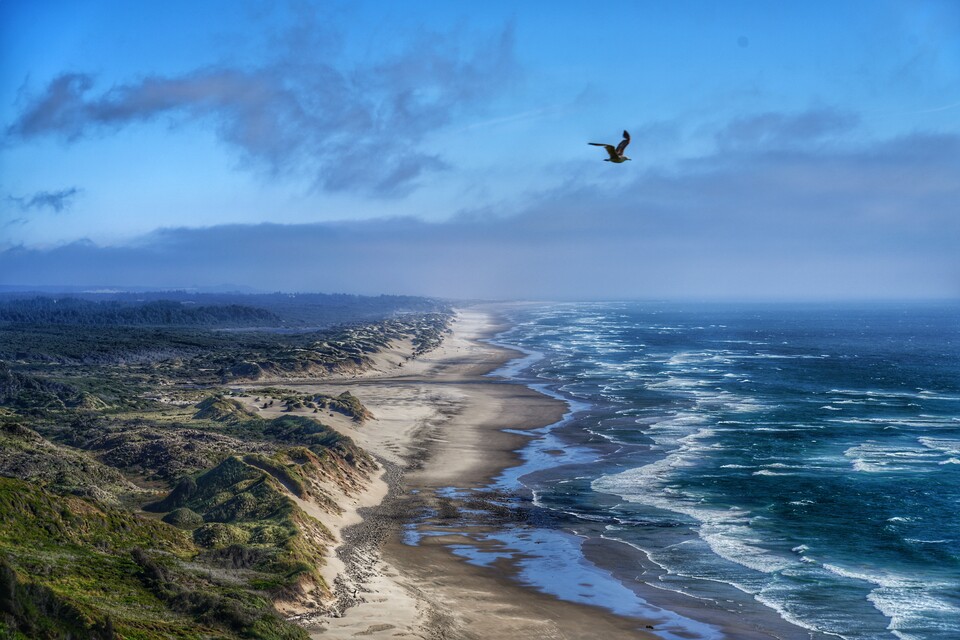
[589,130,631,163]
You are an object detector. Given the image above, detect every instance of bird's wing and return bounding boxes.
[615,130,631,155]
[589,143,619,161]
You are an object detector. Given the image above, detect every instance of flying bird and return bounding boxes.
[589,130,631,163]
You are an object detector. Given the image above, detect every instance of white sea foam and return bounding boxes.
[827,388,952,402]
[731,398,765,412]
[821,563,960,640]
[527,304,960,638]
[918,437,960,456]
[595,451,796,584]
[844,442,942,473]
[904,538,950,544]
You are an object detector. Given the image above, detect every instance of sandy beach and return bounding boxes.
[235,307,835,640]
[235,309,675,639]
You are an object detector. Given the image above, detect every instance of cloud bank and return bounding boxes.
[5,25,516,196]
[2,130,957,300]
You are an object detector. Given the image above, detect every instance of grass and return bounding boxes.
[0,477,310,639]
[0,306,453,637]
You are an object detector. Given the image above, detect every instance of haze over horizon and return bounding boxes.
[2,1,958,300]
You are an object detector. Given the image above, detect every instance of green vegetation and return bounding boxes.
[0,294,452,637]
[194,395,257,422]
[0,298,280,327]
[0,422,141,506]
[0,478,210,639]
[0,312,451,385]
[321,391,373,422]
[257,388,373,422]
[162,507,204,529]
[0,291,449,329]
[244,454,308,498]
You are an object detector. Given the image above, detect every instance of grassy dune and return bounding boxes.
[0,302,451,638]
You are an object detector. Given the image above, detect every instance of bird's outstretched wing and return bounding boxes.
[589,142,619,161]
[615,130,631,155]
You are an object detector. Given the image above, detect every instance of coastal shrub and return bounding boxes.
[66,391,109,411]
[130,548,307,640]
[317,391,372,422]
[193,523,250,548]
[0,422,139,506]
[283,398,305,412]
[194,395,255,422]
[0,301,453,640]
[243,454,307,498]
[248,523,297,546]
[161,507,203,529]
[203,544,272,570]
[224,361,264,381]
[0,478,191,553]
[145,475,197,512]
[0,363,80,410]
[203,478,291,523]
[0,557,98,639]
[190,456,261,504]
[0,481,206,638]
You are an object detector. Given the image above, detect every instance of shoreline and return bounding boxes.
[267,308,805,639]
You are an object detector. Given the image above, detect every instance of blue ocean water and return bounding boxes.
[485,302,960,639]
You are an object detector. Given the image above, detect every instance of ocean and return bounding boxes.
[438,302,960,639]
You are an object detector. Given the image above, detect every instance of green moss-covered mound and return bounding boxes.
[193,395,256,422]
[161,507,204,529]
[0,477,308,639]
[193,522,251,548]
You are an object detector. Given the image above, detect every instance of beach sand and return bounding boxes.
[245,309,797,639]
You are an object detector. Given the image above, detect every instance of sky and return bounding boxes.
[1,0,958,300]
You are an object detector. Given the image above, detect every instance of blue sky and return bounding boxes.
[1,0,958,298]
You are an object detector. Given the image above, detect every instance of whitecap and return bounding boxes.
[844,442,941,473]
[822,563,960,640]
[905,538,950,545]
[918,437,960,456]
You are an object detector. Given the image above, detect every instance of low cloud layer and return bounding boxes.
[2,131,957,300]
[6,25,516,196]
